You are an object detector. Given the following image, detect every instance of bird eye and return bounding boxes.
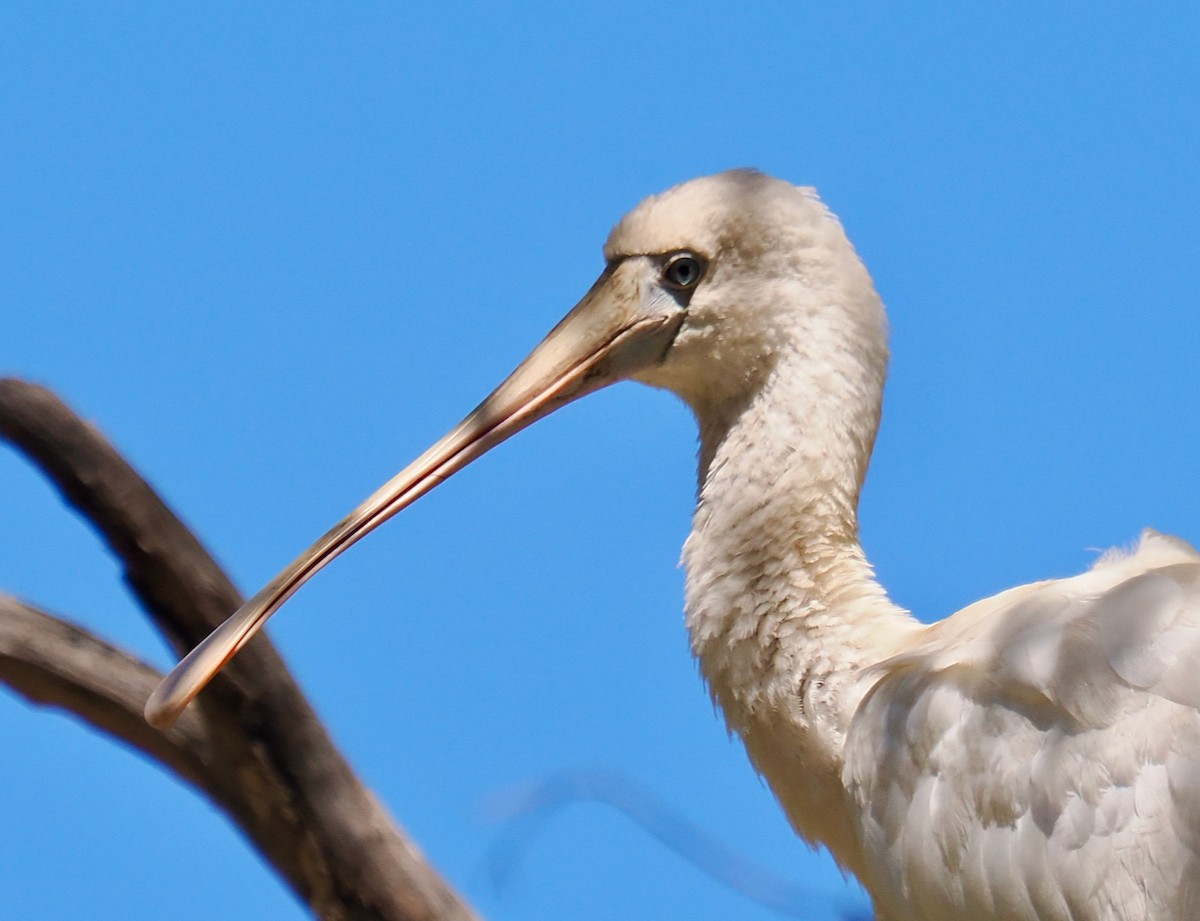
[662,252,705,291]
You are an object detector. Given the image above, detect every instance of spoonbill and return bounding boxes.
[147,170,1200,921]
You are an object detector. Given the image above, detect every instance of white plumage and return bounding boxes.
[148,170,1200,920]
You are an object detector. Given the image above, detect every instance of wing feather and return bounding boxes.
[845,531,1200,920]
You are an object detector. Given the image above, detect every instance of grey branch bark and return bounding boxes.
[0,594,211,786]
[0,378,478,921]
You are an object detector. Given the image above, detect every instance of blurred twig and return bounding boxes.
[484,767,872,921]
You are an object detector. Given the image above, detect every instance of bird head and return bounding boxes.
[609,169,882,423]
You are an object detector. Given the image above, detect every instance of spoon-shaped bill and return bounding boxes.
[145,260,684,729]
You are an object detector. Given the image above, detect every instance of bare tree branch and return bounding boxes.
[0,594,211,787]
[0,378,478,921]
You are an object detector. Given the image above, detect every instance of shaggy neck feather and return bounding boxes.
[679,307,918,869]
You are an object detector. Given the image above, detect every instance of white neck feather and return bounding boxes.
[678,282,919,871]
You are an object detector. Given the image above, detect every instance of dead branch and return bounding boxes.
[0,378,477,921]
[0,594,211,786]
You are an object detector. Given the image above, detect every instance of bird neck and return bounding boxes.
[684,357,909,721]
[681,335,917,863]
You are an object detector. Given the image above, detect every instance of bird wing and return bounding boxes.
[843,531,1200,921]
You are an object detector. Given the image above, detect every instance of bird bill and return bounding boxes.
[144,260,684,728]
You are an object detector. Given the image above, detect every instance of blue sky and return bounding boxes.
[2,4,1197,919]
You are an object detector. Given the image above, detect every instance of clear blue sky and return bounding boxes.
[2,4,1197,919]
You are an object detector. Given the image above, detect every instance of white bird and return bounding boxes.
[147,170,1200,921]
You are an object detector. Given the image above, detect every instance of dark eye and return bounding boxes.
[663,252,705,291]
